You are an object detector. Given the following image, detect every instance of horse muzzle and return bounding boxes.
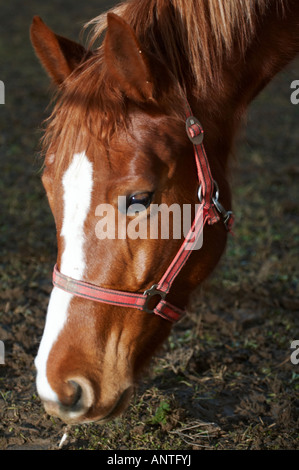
[40,376,134,424]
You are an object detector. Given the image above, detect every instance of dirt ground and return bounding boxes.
[0,0,298,451]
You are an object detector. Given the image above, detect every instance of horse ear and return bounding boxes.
[30,16,89,85]
[104,13,155,103]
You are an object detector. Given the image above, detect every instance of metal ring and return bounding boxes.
[198,180,219,204]
[197,184,203,203]
[212,180,219,202]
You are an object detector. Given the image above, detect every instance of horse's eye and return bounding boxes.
[127,192,153,215]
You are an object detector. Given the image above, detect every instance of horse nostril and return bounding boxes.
[66,380,82,409]
[57,380,82,410]
[58,377,94,416]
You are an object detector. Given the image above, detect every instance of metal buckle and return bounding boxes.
[212,180,233,230]
[198,180,233,229]
[186,116,204,145]
[143,285,167,314]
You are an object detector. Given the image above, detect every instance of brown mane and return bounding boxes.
[42,0,283,167]
[42,49,182,169]
[42,51,128,167]
[85,0,283,95]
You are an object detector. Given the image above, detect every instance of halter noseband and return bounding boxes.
[52,99,234,323]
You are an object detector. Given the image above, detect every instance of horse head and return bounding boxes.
[31,13,227,423]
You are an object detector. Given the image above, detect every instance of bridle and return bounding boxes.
[52,98,234,323]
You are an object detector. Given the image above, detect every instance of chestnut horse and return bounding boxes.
[30,0,299,424]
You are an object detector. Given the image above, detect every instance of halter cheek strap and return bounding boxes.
[52,100,234,323]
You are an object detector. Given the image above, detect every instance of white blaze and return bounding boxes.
[35,151,93,402]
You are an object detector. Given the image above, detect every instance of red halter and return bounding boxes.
[52,100,234,323]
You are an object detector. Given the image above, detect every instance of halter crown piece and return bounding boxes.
[52,98,234,323]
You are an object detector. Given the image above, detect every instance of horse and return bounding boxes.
[30,0,299,424]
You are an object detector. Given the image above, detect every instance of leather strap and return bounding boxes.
[52,264,184,322]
